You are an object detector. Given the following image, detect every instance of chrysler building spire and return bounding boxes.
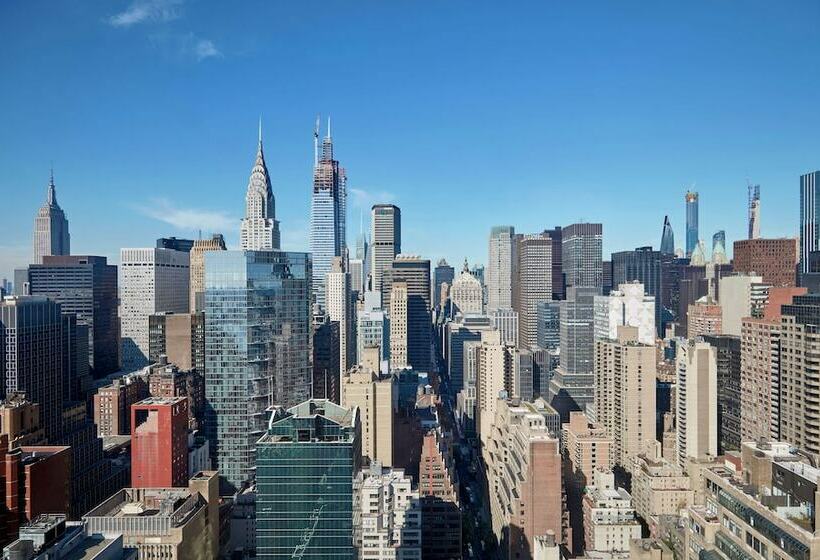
[240,120,281,250]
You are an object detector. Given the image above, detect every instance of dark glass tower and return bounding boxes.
[660,215,675,255]
[611,246,667,335]
[800,171,820,274]
[685,191,699,257]
[256,399,360,559]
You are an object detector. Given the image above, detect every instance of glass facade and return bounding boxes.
[256,400,360,559]
[686,191,699,258]
[204,250,312,492]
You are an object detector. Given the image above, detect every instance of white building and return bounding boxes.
[354,462,422,560]
[450,261,483,315]
[676,339,717,468]
[120,247,189,372]
[487,226,515,312]
[594,281,655,345]
[583,470,641,554]
[718,274,768,335]
[358,291,388,368]
[32,171,70,264]
[240,122,281,250]
[490,307,519,347]
[327,257,354,373]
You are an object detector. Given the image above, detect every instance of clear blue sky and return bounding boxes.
[2,1,819,280]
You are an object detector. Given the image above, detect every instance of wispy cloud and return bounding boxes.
[349,187,396,209]
[193,38,221,60]
[134,198,236,233]
[147,31,222,62]
[108,0,183,27]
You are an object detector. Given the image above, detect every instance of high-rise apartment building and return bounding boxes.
[188,233,226,312]
[562,223,603,289]
[240,123,281,251]
[685,191,698,258]
[120,247,190,372]
[24,255,119,377]
[341,364,394,466]
[93,375,149,437]
[370,205,401,293]
[594,326,656,470]
[382,257,431,372]
[676,339,717,467]
[32,171,70,265]
[326,257,354,373]
[660,216,675,256]
[594,282,656,345]
[476,330,514,450]
[733,237,798,288]
[702,335,741,453]
[204,250,312,491]
[799,170,820,274]
[450,261,483,315]
[687,297,722,338]
[487,226,515,311]
[131,396,189,488]
[148,312,205,373]
[310,122,347,310]
[418,429,461,560]
[256,400,360,560]
[512,233,553,348]
[718,274,768,336]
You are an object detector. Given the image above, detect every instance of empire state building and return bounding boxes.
[33,170,70,264]
[240,121,281,250]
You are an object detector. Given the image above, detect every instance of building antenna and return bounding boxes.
[314,114,320,166]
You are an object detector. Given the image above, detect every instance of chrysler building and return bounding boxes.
[240,120,281,250]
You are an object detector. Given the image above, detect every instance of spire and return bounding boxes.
[463,258,469,273]
[314,114,320,167]
[258,115,263,146]
[326,115,331,139]
[47,167,56,206]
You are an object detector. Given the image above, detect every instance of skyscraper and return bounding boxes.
[32,170,70,264]
[660,216,675,256]
[675,339,717,467]
[382,256,431,372]
[256,400,360,560]
[370,204,401,293]
[389,281,409,370]
[434,258,455,308]
[562,223,603,289]
[712,230,728,265]
[326,257,354,373]
[512,233,553,348]
[593,282,656,345]
[450,260,483,315]
[800,171,820,274]
[240,121,281,251]
[341,363,394,467]
[204,250,312,491]
[487,225,515,311]
[189,233,226,312]
[685,191,699,257]
[610,246,664,335]
[120,247,190,372]
[310,119,347,310]
[733,237,798,288]
[748,183,760,239]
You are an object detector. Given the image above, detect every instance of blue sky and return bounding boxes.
[2,1,819,280]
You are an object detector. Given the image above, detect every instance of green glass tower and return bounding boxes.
[256,399,361,559]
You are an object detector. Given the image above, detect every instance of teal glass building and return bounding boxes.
[204,250,312,492]
[256,399,361,559]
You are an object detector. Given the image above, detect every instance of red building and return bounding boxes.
[131,397,188,488]
[733,238,798,288]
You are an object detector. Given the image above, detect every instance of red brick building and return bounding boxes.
[733,238,798,288]
[131,397,189,488]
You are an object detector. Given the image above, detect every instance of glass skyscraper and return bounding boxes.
[256,399,360,559]
[204,250,312,492]
[660,215,675,255]
[800,171,820,274]
[685,191,699,257]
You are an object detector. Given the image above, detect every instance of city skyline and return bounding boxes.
[3,2,820,279]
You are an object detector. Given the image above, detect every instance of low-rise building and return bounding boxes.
[582,470,641,555]
[631,452,694,537]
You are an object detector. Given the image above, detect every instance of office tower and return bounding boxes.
[733,237,798,288]
[513,348,534,402]
[418,429,461,560]
[370,204,401,293]
[204,250,311,491]
[543,226,564,300]
[310,120,347,310]
[702,335,741,453]
[353,463,422,559]
[354,220,369,291]
[676,339,717,467]
[487,399,563,559]
[120,247,190,372]
[549,287,598,419]
[536,301,560,351]
[357,292,387,367]
[446,314,493,394]
[83,472,220,560]
[490,307,519,346]
[582,471,641,555]
[256,400,360,560]
[800,171,820,274]
[476,330,514,449]
[611,246,665,334]
[487,225,515,311]
[594,326,656,470]
[381,256,431,372]
[349,258,364,297]
[513,233,553,349]
[131,396,189,488]
[594,282,655,345]
[686,297,722,338]
[747,183,761,239]
[148,312,205,372]
[434,259,455,309]
[660,216,675,255]
[562,222,603,289]
[24,255,119,377]
[240,123,281,251]
[188,233,226,312]
[718,274,768,336]
[93,375,149,436]
[155,237,194,252]
[341,364,394,466]
[326,257,354,373]
[0,437,71,549]
[780,293,820,461]
[390,281,409,369]
[685,191,698,257]
[32,171,70,264]
[450,260,483,314]
[602,260,613,295]
[313,313,341,403]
